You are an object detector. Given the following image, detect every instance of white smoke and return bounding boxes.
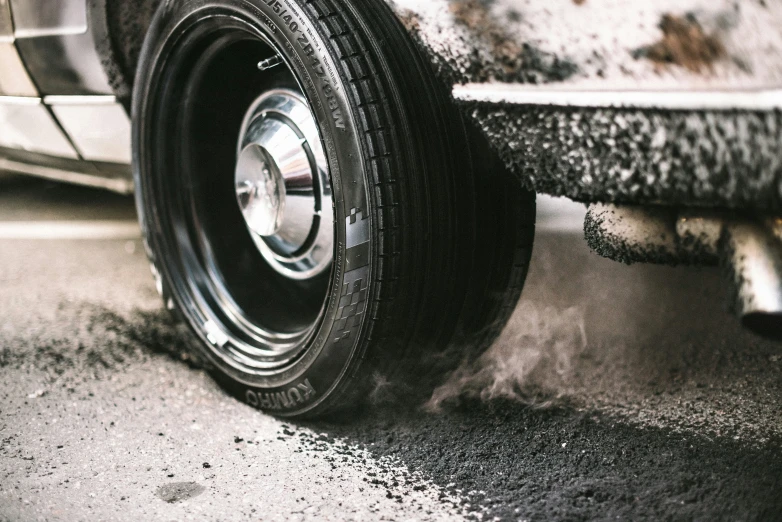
[427,302,588,409]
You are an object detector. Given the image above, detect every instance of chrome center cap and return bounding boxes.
[235,89,333,280]
[235,143,286,237]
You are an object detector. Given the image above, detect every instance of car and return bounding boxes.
[1,0,780,417]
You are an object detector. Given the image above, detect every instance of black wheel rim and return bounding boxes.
[141,11,335,376]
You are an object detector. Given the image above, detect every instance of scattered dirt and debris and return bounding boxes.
[449,0,520,66]
[446,0,578,83]
[154,482,205,504]
[0,303,204,375]
[459,102,782,212]
[3,178,782,520]
[635,13,726,73]
[279,425,471,517]
[582,204,720,266]
[396,8,421,34]
[396,0,782,89]
[313,399,782,521]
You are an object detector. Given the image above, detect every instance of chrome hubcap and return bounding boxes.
[235,89,333,280]
[235,143,286,237]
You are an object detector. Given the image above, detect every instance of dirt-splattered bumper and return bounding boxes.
[390,0,782,211]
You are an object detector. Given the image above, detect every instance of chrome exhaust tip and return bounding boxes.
[585,203,782,340]
[722,221,782,341]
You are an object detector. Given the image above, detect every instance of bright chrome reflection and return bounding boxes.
[235,142,286,237]
[236,89,332,280]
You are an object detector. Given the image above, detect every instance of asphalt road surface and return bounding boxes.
[0,172,780,521]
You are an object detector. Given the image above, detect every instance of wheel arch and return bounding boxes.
[92,0,165,110]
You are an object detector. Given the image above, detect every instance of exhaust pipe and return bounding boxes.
[722,221,782,340]
[586,204,782,340]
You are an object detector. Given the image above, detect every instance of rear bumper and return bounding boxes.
[458,92,782,212]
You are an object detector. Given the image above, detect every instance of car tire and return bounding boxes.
[132,0,535,418]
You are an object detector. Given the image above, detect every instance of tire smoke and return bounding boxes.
[427,302,587,409]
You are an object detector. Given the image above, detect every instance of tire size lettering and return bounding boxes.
[264,0,298,32]
[263,0,345,129]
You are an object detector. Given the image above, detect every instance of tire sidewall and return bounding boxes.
[133,0,374,416]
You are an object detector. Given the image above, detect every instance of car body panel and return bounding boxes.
[392,0,782,90]
[392,0,782,211]
[0,0,131,192]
